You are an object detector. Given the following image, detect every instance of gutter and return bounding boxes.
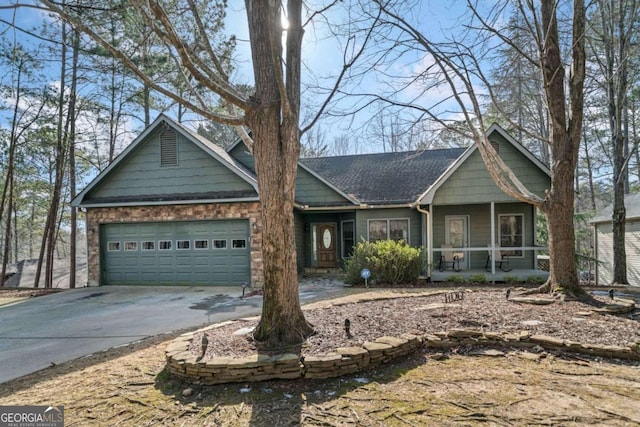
[77,197,261,209]
[294,203,414,211]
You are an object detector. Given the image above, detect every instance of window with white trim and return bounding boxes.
[142,241,155,251]
[194,240,209,250]
[499,214,524,257]
[342,220,355,257]
[158,240,172,250]
[177,240,190,250]
[368,218,409,243]
[124,241,137,251]
[107,241,121,252]
[232,239,247,249]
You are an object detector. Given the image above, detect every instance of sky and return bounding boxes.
[0,1,486,157]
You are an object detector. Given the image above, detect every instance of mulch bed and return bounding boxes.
[191,289,640,359]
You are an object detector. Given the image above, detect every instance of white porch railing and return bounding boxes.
[433,246,548,275]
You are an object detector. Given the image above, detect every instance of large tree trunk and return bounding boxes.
[69,29,80,289]
[543,140,579,294]
[535,0,585,297]
[0,60,22,287]
[246,0,313,348]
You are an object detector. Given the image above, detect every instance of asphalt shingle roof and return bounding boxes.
[300,148,467,205]
[591,192,640,223]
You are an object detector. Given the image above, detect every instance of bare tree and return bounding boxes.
[332,134,352,156]
[34,0,370,346]
[588,0,640,285]
[349,0,586,296]
[0,44,44,286]
[301,125,329,158]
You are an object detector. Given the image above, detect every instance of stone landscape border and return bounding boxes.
[166,323,640,385]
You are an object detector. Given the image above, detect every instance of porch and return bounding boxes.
[429,245,549,283]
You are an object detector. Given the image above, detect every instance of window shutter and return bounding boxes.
[161,129,178,166]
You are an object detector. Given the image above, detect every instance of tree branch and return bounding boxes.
[38,0,248,126]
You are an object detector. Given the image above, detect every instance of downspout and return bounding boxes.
[416,204,431,278]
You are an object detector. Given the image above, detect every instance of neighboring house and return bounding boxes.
[590,193,640,287]
[72,114,551,287]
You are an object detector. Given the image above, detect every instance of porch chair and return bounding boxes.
[485,244,512,272]
[439,244,462,272]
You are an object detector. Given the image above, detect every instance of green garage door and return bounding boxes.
[101,220,250,285]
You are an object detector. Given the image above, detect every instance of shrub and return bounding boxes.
[343,240,423,286]
[503,275,521,283]
[469,274,488,284]
[446,274,465,283]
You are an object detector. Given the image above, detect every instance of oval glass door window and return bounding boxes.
[322,228,332,249]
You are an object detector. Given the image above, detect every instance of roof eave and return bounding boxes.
[77,196,261,209]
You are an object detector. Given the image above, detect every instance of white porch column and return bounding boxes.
[490,201,496,275]
[533,205,539,271]
[428,206,433,276]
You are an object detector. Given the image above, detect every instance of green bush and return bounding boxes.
[469,274,488,284]
[503,275,521,283]
[343,240,423,286]
[446,274,465,283]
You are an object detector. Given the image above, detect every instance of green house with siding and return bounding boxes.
[72,115,551,287]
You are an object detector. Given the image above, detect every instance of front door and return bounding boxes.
[445,215,469,270]
[317,224,337,268]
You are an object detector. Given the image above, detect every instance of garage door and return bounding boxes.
[101,220,250,285]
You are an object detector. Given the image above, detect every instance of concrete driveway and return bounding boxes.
[0,281,348,384]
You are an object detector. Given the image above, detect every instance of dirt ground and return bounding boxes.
[1,289,639,426]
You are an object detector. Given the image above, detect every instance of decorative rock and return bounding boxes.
[182,388,193,397]
[530,335,565,347]
[574,311,593,317]
[564,340,583,350]
[166,322,640,386]
[232,327,255,336]
[531,345,545,353]
[375,336,408,347]
[336,346,369,358]
[448,328,484,338]
[482,331,503,340]
[518,352,543,361]
[469,349,504,357]
[362,341,393,353]
[520,320,544,326]
[418,303,461,310]
[503,333,522,342]
[509,297,555,305]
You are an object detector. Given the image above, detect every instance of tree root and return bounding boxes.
[519,280,590,302]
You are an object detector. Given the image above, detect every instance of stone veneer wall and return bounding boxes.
[165,325,640,385]
[85,202,263,287]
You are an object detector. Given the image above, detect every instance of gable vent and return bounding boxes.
[160,128,178,166]
[490,140,500,154]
